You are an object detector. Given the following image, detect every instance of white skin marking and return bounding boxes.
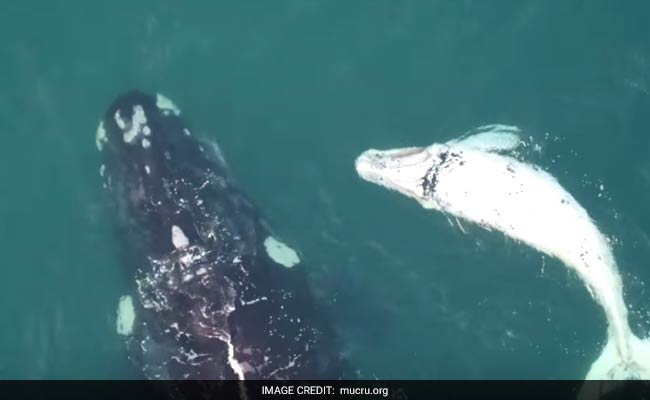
[123,105,147,143]
[143,126,151,136]
[225,335,246,380]
[171,225,189,249]
[114,110,126,130]
[145,165,151,175]
[142,138,151,148]
[355,126,650,380]
[99,164,105,177]
[207,330,246,381]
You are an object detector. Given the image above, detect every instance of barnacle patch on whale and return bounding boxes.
[117,295,135,335]
[123,105,148,143]
[264,237,300,267]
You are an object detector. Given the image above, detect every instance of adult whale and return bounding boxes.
[354,125,650,380]
[96,90,349,380]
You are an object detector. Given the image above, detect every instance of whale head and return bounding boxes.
[96,91,212,256]
[98,92,196,203]
[97,91,190,180]
[355,144,450,209]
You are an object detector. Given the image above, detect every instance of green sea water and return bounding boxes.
[1,1,649,379]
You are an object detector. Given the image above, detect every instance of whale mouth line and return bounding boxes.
[355,147,425,174]
[384,146,426,159]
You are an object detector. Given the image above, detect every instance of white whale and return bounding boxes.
[354,125,650,380]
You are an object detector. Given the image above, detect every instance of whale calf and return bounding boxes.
[354,125,650,380]
[97,91,349,380]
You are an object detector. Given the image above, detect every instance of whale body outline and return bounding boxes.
[97,90,350,381]
[355,124,650,381]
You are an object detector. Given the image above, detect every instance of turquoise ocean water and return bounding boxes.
[1,1,649,379]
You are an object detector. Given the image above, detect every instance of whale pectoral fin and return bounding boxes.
[447,125,523,153]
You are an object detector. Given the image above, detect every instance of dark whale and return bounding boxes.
[97,91,349,380]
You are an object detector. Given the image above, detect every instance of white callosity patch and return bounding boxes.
[114,110,126,130]
[171,225,189,249]
[145,165,151,175]
[123,105,148,143]
[143,126,151,136]
[96,121,108,150]
[263,237,300,268]
[156,93,181,116]
[99,164,106,177]
[116,295,135,335]
[142,138,151,148]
